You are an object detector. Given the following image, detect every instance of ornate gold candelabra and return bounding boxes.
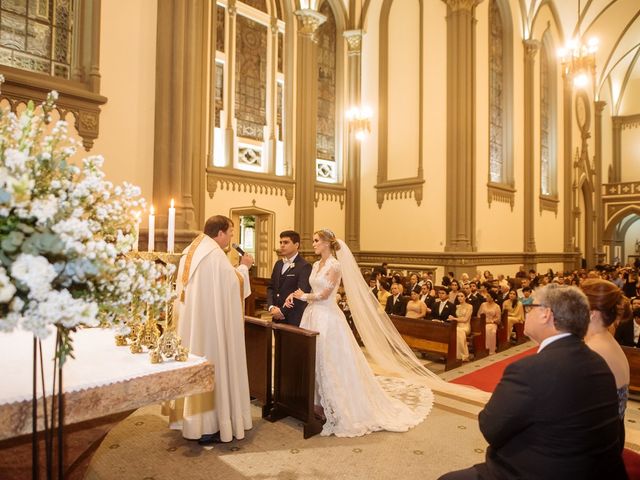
[118,251,189,363]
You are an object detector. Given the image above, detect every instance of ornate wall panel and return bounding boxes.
[316,1,336,163]
[235,14,267,141]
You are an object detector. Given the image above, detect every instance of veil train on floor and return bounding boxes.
[336,239,491,404]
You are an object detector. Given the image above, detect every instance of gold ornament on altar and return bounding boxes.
[117,251,189,363]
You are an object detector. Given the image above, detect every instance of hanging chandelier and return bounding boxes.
[558,0,598,88]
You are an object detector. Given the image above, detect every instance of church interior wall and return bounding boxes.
[531,5,565,254]
[314,200,346,240]
[204,189,294,234]
[621,127,640,182]
[90,0,158,205]
[358,0,447,253]
[620,78,640,116]
[474,0,525,253]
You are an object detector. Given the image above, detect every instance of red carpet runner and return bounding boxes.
[450,347,537,393]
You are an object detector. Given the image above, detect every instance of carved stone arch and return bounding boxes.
[617,214,640,242]
[604,205,640,242]
[530,0,566,45]
[376,0,425,208]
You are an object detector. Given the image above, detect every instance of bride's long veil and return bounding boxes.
[336,239,490,404]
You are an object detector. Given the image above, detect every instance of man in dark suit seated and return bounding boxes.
[431,288,455,321]
[385,283,407,316]
[615,297,640,347]
[466,281,485,317]
[438,283,627,480]
[266,230,312,327]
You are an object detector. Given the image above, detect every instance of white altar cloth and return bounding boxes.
[0,327,207,406]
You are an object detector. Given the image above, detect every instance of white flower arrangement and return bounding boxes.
[0,90,174,363]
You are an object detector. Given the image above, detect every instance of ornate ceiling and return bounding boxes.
[525,0,640,113]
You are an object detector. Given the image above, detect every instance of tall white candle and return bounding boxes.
[148,206,155,252]
[133,211,141,252]
[167,199,175,254]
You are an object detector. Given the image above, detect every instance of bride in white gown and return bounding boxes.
[285,229,431,437]
[285,229,489,438]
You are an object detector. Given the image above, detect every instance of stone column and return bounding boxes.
[153,0,208,245]
[293,9,326,251]
[523,40,539,262]
[443,0,482,253]
[223,0,238,168]
[562,75,575,267]
[594,100,606,264]
[344,29,363,252]
[612,116,622,183]
[266,16,279,175]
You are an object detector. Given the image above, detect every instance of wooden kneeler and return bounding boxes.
[268,323,323,439]
[244,316,273,417]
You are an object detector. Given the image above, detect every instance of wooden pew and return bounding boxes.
[469,316,488,359]
[268,323,323,439]
[513,321,527,344]
[622,346,640,396]
[245,277,270,317]
[389,315,461,371]
[496,309,511,352]
[244,316,273,417]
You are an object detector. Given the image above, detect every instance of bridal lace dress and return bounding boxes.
[299,255,432,437]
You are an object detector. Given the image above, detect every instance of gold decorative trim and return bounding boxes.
[355,250,579,268]
[443,0,483,12]
[206,167,295,204]
[374,178,425,209]
[615,113,640,130]
[314,183,345,209]
[1,68,107,150]
[487,182,515,210]
[539,194,559,215]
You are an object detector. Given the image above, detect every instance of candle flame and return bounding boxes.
[170,198,175,208]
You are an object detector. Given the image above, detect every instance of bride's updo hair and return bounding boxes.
[315,228,341,252]
[581,278,630,327]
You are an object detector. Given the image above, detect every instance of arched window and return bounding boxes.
[211,1,286,176]
[488,0,514,201]
[315,1,338,184]
[540,30,557,201]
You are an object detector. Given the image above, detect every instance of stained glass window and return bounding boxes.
[216,4,225,53]
[316,1,336,164]
[488,0,504,184]
[0,0,74,78]
[540,34,557,197]
[240,0,267,13]
[235,14,267,141]
[215,61,224,128]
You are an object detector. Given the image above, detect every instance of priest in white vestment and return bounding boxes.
[169,215,253,443]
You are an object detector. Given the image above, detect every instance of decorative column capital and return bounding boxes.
[227,0,237,15]
[270,15,279,34]
[294,8,327,36]
[523,39,540,60]
[343,30,363,55]
[612,116,623,128]
[442,0,483,12]
[594,100,607,114]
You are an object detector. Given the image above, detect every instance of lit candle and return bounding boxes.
[133,211,141,252]
[148,206,155,252]
[167,199,175,254]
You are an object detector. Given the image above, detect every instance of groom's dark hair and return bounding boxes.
[280,230,300,245]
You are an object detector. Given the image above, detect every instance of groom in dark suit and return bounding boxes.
[266,230,312,326]
[439,283,626,480]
